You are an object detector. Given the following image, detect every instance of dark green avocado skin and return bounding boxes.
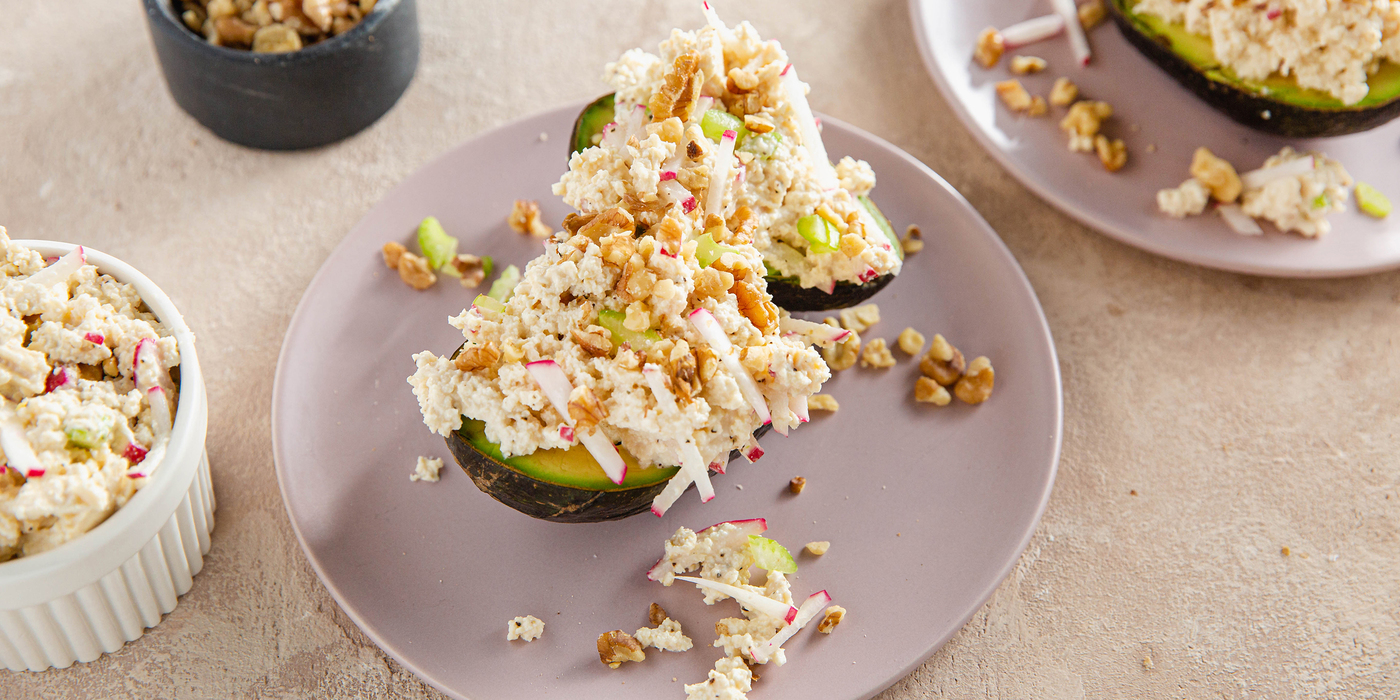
[570,93,616,159]
[1109,0,1400,137]
[766,274,895,312]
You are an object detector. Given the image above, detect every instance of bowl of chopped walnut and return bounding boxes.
[141,0,419,150]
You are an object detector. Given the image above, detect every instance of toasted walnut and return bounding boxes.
[838,304,880,333]
[995,80,1034,112]
[955,356,995,404]
[1049,77,1079,107]
[597,630,646,668]
[1027,96,1048,117]
[1078,0,1106,29]
[677,165,709,191]
[974,27,1004,68]
[1060,100,1112,152]
[648,215,685,254]
[251,23,301,52]
[817,606,846,634]
[822,318,860,371]
[500,342,525,364]
[214,16,258,44]
[742,113,775,135]
[382,241,407,269]
[653,116,684,144]
[694,346,719,384]
[572,326,613,357]
[646,339,675,368]
[454,342,501,372]
[103,356,119,377]
[568,385,608,434]
[915,376,952,406]
[693,268,731,300]
[649,52,703,122]
[181,7,207,32]
[579,207,634,241]
[807,394,839,412]
[1095,135,1128,172]
[395,251,436,290]
[728,205,755,238]
[860,338,896,369]
[805,541,830,556]
[1010,56,1047,75]
[733,281,779,334]
[685,129,709,161]
[1188,147,1242,203]
[921,335,966,385]
[508,199,552,237]
[302,0,335,31]
[815,203,848,233]
[788,476,806,494]
[599,232,636,267]
[649,603,671,627]
[901,224,923,254]
[669,342,702,401]
[562,211,597,235]
[618,257,658,303]
[624,301,651,332]
[448,254,487,287]
[897,328,925,356]
[726,66,760,93]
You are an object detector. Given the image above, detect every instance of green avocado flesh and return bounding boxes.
[1111,0,1400,136]
[570,93,616,157]
[457,419,678,492]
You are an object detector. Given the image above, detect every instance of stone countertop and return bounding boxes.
[2,0,1397,698]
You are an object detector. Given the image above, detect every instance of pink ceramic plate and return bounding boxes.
[911,0,1400,278]
[271,105,1062,700]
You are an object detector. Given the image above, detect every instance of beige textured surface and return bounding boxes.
[3,0,1398,698]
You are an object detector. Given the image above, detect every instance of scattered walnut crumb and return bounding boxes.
[1010,56,1047,75]
[954,356,995,404]
[1049,77,1079,107]
[448,254,488,287]
[822,319,860,371]
[838,304,880,333]
[1078,0,1106,29]
[859,338,896,369]
[914,377,951,406]
[901,224,923,255]
[788,476,807,495]
[508,199,552,237]
[391,247,436,290]
[1281,546,1291,556]
[920,335,966,386]
[597,630,646,668]
[974,27,1005,68]
[1142,654,1155,670]
[382,241,407,269]
[1095,135,1128,172]
[995,80,1034,112]
[1146,143,1158,153]
[807,394,839,412]
[805,541,830,556]
[1189,147,1242,203]
[1061,100,1113,153]
[1027,96,1048,117]
[817,606,846,634]
[897,328,925,356]
[454,342,501,372]
[649,603,671,626]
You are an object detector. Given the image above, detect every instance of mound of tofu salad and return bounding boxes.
[0,231,180,562]
[555,3,903,300]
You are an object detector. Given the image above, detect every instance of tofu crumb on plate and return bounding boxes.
[507,615,545,642]
[410,456,442,482]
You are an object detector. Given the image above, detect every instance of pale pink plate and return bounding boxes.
[271,104,1062,700]
[910,0,1400,278]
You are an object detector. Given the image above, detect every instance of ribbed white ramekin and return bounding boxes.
[0,241,213,672]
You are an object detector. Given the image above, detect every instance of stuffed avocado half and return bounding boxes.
[1109,0,1400,137]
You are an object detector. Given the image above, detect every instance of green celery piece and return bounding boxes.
[695,232,743,269]
[473,294,505,314]
[487,265,520,303]
[1312,194,1329,210]
[857,195,903,260]
[1356,182,1392,218]
[747,535,797,574]
[737,131,782,158]
[481,256,494,278]
[701,109,744,143]
[417,216,458,270]
[797,214,839,254]
[65,419,111,449]
[596,309,660,351]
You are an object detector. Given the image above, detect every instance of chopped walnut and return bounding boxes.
[599,232,636,267]
[508,199,552,237]
[733,281,779,334]
[838,304,880,333]
[859,338,896,369]
[677,165,710,192]
[726,66,760,93]
[670,346,702,402]
[648,215,685,254]
[897,328,925,356]
[838,233,868,258]
[805,541,830,556]
[901,224,923,255]
[382,241,407,269]
[448,254,487,287]
[954,356,995,404]
[995,80,1034,112]
[1078,0,1106,29]
[1010,56,1047,75]
[920,334,966,386]
[501,342,525,364]
[914,376,952,406]
[788,476,806,494]
[597,630,646,668]
[1027,96,1049,117]
[454,342,501,372]
[214,16,258,45]
[1095,135,1128,172]
[807,394,839,412]
[696,345,718,382]
[692,267,733,300]
[649,52,703,122]
[579,207,634,241]
[1188,147,1242,203]
[395,251,436,290]
[742,114,775,134]
[816,203,849,233]
[624,301,651,332]
[974,27,1005,68]
[250,23,301,52]
[822,318,860,371]
[617,257,658,303]
[562,211,597,235]
[1060,100,1112,152]
[817,606,846,634]
[568,385,608,434]
[649,603,671,627]
[1049,77,1079,107]
[571,326,613,357]
[652,116,685,144]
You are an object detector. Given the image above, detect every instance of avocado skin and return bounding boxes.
[570,93,616,159]
[766,273,895,312]
[1108,0,1400,137]
[447,423,772,523]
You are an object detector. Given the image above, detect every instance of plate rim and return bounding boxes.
[907,0,1400,279]
[270,102,1064,700]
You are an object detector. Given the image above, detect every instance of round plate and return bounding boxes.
[272,104,1062,700]
[910,0,1400,278]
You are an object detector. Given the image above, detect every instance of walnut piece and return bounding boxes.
[1010,56,1047,75]
[897,328,925,356]
[1078,0,1106,29]
[649,603,671,627]
[807,394,839,412]
[448,254,487,287]
[920,334,966,386]
[954,356,995,404]
[733,281,779,334]
[251,24,301,52]
[742,114,775,134]
[382,241,406,269]
[567,385,608,433]
[597,630,646,668]
[859,338,896,369]
[508,199,552,237]
[974,27,1004,68]
[1027,96,1049,117]
[1049,77,1079,107]
[571,325,613,357]
[901,224,923,255]
[838,304,880,333]
[788,476,806,494]
[1095,135,1128,172]
[562,211,596,235]
[1060,100,1112,152]
[454,342,500,372]
[669,344,702,401]
[649,52,703,123]
[1188,147,1242,203]
[617,257,658,303]
[817,606,846,634]
[995,80,1034,112]
[914,376,952,406]
[395,251,436,290]
[805,541,830,556]
[727,66,760,93]
[579,207,634,241]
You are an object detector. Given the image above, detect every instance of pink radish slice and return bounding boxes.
[123,443,148,465]
[646,518,768,580]
[84,332,104,344]
[705,130,737,218]
[642,364,680,416]
[652,471,692,517]
[1240,155,1315,190]
[710,460,725,475]
[559,425,575,443]
[148,387,173,441]
[679,442,715,503]
[25,246,85,289]
[44,366,72,393]
[25,469,43,478]
[674,576,799,623]
[752,590,833,664]
[659,179,695,212]
[777,317,849,346]
[780,67,839,190]
[1217,204,1263,235]
[0,404,41,473]
[1050,0,1091,66]
[688,309,771,424]
[702,0,724,29]
[791,394,809,424]
[741,435,764,463]
[1000,14,1065,47]
[526,360,627,484]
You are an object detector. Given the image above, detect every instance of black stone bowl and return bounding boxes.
[141,0,419,150]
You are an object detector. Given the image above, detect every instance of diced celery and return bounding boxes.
[747,535,797,574]
[416,216,458,270]
[695,232,743,269]
[65,418,112,449]
[473,294,505,314]
[701,109,744,143]
[797,214,839,254]
[481,256,494,278]
[1311,194,1328,210]
[486,264,520,303]
[1357,182,1392,218]
[597,309,660,350]
[858,195,903,260]
[737,131,782,159]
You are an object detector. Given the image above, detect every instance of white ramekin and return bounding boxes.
[0,241,213,672]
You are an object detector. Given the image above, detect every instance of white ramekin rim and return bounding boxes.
[0,240,208,609]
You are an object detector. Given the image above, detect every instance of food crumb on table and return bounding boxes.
[807,394,839,412]
[507,615,545,642]
[789,476,807,494]
[805,541,830,556]
[410,456,443,482]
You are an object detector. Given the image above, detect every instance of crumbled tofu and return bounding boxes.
[816,606,846,634]
[635,617,693,653]
[859,338,896,369]
[1189,147,1242,203]
[1157,179,1211,218]
[410,456,443,482]
[838,304,880,333]
[974,27,1005,68]
[1049,77,1079,107]
[805,541,830,556]
[789,476,806,494]
[1095,135,1128,172]
[1010,56,1048,75]
[807,394,839,412]
[995,80,1034,112]
[507,615,544,642]
[685,656,753,700]
[954,356,995,404]
[897,328,925,356]
[914,377,952,406]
